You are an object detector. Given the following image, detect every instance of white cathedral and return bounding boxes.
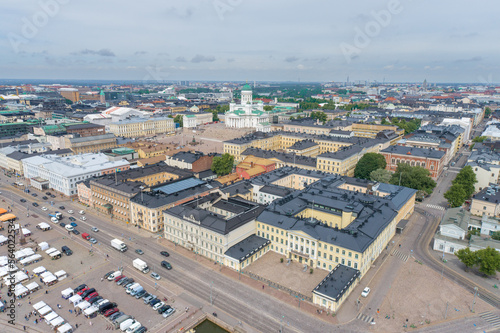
[225,84,270,131]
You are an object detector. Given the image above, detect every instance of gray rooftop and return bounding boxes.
[241,148,317,167]
[224,234,271,262]
[381,145,446,159]
[313,264,360,302]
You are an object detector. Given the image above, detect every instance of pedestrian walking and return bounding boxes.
[80,261,83,265]
[101,277,103,282]
[262,285,264,289]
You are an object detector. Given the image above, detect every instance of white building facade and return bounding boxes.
[22,153,129,196]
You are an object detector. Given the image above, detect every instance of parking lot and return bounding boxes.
[0,189,191,332]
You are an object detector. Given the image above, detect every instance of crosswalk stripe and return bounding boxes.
[426,204,445,211]
[480,311,500,329]
[392,249,409,262]
[356,313,374,323]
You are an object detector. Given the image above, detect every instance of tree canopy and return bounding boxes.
[444,183,467,208]
[452,165,477,198]
[354,153,387,179]
[485,107,492,118]
[211,153,234,176]
[456,247,500,276]
[390,118,421,134]
[472,136,487,143]
[173,115,183,127]
[369,168,392,183]
[389,163,436,194]
[310,111,327,123]
[455,248,477,270]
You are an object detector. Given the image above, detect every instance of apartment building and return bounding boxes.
[381,145,446,180]
[164,151,216,172]
[65,134,117,154]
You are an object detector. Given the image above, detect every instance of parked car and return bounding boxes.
[50,194,56,198]
[160,251,169,257]
[59,206,65,210]
[143,294,156,305]
[114,275,125,282]
[149,299,161,307]
[42,196,48,200]
[76,288,89,296]
[61,246,72,256]
[135,249,144,255]
[69,217,76,221]
[70,222,77,227]
[158,305,170,314]
[88,296,102,305]
[361,287,371,298]
[162,307,175,318]
[41,206,47,211]
[103,271,115,279]
[80,216,87,221]
[161,261,172,270]
[31,193,37,197]
[68,210,74,214]
[73,284,87,293]
[89,238,97,244]
[116,277,127,285]
[80,288,96,299]
[91,226,99,232]
[32,202,39,207]
[135,326,148,333]
[59,222,66,228]
[20,199,26,203]
[45,192,51,195]
[72,229,80,235]
[123,279,134,288]
[135,290,147,299]
[85,292,99,301]
[104,308,119,317]
[108,311,124,321]
[150,272,160,280]
[152,301,164,311]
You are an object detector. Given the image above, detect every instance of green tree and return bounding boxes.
[491,231,500,241]
[381,118,390,125]
[311,111,327,123]
[452,166,477,198]
[472,136,487,143]
[476,247,500,276]
[210,110,219,122]
[354,153,387,179]
[173,115,183,127]
[455,247,477,271]
[390,163,436,194]
[64,98,73,105]
[369,168,392,183]
[390,118,421,134]
[485,107,492,118]
[211,153,234,176]
[263,106,274,111]
[444,183,467,207]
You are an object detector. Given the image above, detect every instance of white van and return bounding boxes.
[65,225,74,232]
[107,270,122,281]
[120,319,135,332]
[50,217,58,223]
[79,210,85,215]
[126,283,140,294]
[125,321,141,333]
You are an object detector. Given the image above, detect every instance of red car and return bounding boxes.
[103,307,119,317]
[85,292,98,301]
[77,288,89,296]
[114,275,125,282]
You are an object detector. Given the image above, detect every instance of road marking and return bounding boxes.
[356,313,374,323]
[426,204,445,211]
[392,249,409,262]
[479,312,500,330]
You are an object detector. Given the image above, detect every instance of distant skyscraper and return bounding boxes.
[423,79,427,89]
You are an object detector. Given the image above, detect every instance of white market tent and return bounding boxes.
[61,287,73,299]
[22,228,31,236]
[40,271,54,279]
[44,311,58,322]
[83,305,98,317]
[33,266,47,275]
[38,305,52,316]
[0,264,19,277]
[39,242,49,251]
[14,248,35,260]
[55,270,67,280]
[45,248,57,255]
[37,222,51,231]
[49,316,65,328]
[49,251,62,259]
[42,275,57,285]
[69,294,81,306]
[57,323,73,333]
[4,271,29,285]
[26,281,40,292]
[33,300,47,311]
[0,256,8,266]
[19,254,42,266]
[76,301,90,310]
[14,284,28,297]
[0,235,7,245]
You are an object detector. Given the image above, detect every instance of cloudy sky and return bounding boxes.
[0,0,497,83]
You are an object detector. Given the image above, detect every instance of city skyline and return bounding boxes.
[1,0,498,83]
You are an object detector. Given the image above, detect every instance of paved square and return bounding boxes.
[242,251,329,298]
